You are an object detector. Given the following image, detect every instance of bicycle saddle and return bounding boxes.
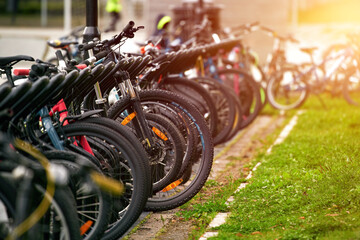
[117,58,131,71]
[129,55,152,80]
[88,62,115,86]
[0,81,32,110]
[79,62,116,98]
[125,56,144,74]
[50,70,80,103]
[121,57,135,71]
[168,50,191,74]
[0,83,12,100]
[30,73,65,114]
[11,76,50,115]
[152,52,177,76]
[99,61,125,91]
[74,64,105,90]
[64,67,92,93]
[0,55,34,68]
[66,64,105,104]
[300,47,318,55]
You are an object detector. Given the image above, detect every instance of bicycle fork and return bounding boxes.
[127,81,156,150]
[118,71,156,150]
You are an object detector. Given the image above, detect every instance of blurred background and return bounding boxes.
[1,0,360,63]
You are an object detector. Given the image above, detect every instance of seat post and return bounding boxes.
[4,67,15,87]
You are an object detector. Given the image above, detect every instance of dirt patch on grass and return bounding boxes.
[126,114,284,240]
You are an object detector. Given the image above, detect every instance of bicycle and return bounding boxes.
[0,53,153,239]
[0,136,123,240]
[266,42,356,110]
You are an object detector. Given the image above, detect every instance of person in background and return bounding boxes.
[151,14,172,50]
[104,0,122,32]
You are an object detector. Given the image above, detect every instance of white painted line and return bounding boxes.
[199,232,219,240]
[225,196,235,205]
[245,162,262,180]
[208,213,229,228]
[234,182,248,193]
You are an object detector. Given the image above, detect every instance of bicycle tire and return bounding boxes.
[0,176,16,239]
[80,115,184,193]
[343,69,360,106]
[107,89,214,211]
[14,183,81,240]
[33,184,82,240]
[107,92,198,184]
[143,113,185,192]
[58,122,151,240]
[44,150,112,240]
[216,68,262,127]
[159,77,218,138]
[266,68,309,110]
[189,76,238,145]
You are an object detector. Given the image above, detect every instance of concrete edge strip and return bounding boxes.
[199,111,304,240]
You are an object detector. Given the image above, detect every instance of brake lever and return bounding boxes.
[136,26,145,31]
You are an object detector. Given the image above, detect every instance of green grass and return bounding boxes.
[177,176,244,239]
[210,96,360,239]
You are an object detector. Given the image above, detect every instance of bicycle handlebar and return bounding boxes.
[78,41,98,51]
[260,26,299,43]
[78,21,143,52]
[231,21,260,32]
[82,50,109,65]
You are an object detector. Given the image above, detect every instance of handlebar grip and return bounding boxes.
[94,50,108,60]
[122,21,135,35]
[78,41,97,51]
[13,69,30,76]
[75,64,88,70]
[82,50,109,65]
[31,64,46,75]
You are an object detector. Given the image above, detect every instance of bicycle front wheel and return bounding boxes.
[108,89,214,211]
[58,122,151,240]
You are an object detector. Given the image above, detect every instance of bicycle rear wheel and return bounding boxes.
[343,68,360,106]
[266,68,308,110]
[190,76,239,144]
[216,68,262,126]
[159,77,218,138]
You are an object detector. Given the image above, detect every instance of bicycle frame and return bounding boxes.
[86,49,157,151]
[295,47,354,90]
